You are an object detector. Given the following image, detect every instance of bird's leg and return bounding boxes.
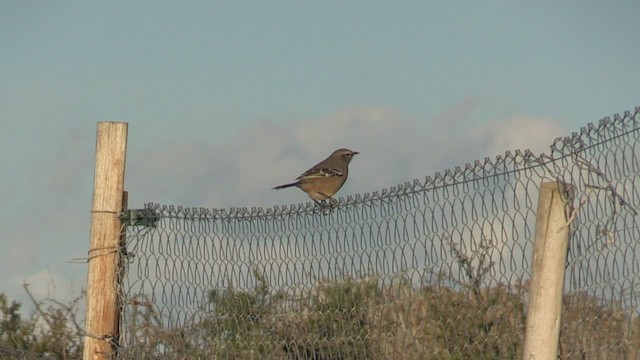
[312,199,334,215]
[314,191,338,210]
[312,199,325,214]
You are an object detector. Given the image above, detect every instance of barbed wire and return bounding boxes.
[117,107,640,359]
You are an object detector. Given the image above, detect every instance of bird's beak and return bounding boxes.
[353,151,359,155]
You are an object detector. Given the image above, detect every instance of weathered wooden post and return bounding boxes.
[522,182,573,359]
[83,122,128,359]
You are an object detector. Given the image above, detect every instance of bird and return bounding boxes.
[273,148,359,206]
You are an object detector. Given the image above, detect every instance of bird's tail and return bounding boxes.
[272,182,298,190]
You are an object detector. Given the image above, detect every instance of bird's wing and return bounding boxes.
[298,167,344,179]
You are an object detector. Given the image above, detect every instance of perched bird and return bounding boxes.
[273,148,358,206]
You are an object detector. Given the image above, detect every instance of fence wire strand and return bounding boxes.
[117,108,640,359]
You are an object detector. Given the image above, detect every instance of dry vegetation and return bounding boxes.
[1,276,638,359]
[113,271,640,360]
[0,285,84,360]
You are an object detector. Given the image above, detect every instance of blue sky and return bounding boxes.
[1,1,639,309]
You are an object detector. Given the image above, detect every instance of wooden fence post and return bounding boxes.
[83,122,128,360]
[522,182,573,359]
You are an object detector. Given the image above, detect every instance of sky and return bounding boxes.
[1,1,639,312]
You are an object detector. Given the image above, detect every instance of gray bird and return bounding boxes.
[273,148,358,206]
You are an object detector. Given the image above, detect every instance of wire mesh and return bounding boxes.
[117,108,640,359]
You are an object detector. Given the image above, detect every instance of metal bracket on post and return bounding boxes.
[119,209,160,228]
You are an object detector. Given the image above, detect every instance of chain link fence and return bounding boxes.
[117,108,640,359]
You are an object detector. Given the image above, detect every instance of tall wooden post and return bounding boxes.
[522,182,573,360]
[84,122,128,360]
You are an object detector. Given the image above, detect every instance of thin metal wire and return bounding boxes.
[116,107,640,359]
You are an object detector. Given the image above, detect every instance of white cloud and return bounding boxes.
[127,103,568,211]
[1,268,83,315]
[0,126,94,313]
[472,115,567,157]
[20,269,65,300]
